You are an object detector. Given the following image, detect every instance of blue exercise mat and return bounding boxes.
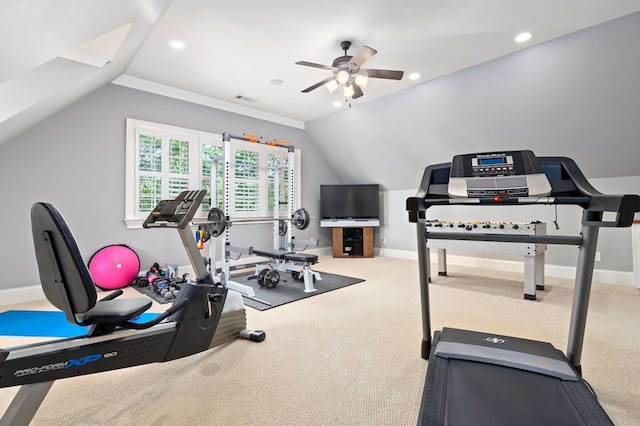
[0,310,160,338]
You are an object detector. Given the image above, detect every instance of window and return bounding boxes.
[125,119,301,228]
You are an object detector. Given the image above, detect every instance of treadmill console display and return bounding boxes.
[448,150,551,198]
[471,153,515,177]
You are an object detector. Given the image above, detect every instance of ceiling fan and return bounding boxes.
[295,41,404,99]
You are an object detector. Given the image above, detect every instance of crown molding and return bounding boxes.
[111,74,305,130]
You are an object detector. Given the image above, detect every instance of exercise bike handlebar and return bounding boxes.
[98,289,123,301]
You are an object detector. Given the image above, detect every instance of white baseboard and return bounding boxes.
[378,247,419,260]
[0,285,45,306]
[379,248,635,287]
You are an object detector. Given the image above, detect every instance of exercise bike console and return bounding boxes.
[143,190,210,279]
[143,190,206,229]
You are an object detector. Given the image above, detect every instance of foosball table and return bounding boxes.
[425,220,547,300]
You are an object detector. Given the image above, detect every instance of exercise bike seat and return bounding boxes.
[31,202,153,334]
[76,298,152,324]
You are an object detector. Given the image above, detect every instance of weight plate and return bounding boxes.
[206,207,227,237]
[257,269,269,287]
[279,220,288,236]
[292,207,310,230]
[265,270,280,288]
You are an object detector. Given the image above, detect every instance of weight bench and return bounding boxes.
[253,248,320,293]
[284,252,319,264]
[253,248,292,260]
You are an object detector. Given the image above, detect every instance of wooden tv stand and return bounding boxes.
[332,227,374,258]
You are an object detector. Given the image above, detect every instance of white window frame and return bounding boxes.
[125,118,301,228]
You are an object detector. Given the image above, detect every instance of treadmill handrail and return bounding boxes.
[407,153,640,371]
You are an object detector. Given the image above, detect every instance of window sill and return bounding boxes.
[124,218,144,229]
[124,215,207,230]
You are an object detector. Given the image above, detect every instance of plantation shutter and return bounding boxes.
[136,133,163,214]
[126,119,301,228]
[168,138,190,199]
[234,149,260,213]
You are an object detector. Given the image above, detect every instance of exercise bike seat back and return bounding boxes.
[31,202,152,334]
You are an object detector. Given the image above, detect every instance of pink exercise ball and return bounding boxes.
[88,245,140,290]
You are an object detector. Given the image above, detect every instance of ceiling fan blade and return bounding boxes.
[295,61,333,71]
[348,46,377,68]
[364,69,404,80]
[352,84,364,99]
[301,76,337,93]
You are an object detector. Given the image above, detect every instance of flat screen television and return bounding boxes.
[320,184,380,220]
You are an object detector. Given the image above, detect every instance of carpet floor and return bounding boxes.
[0,256,638,425]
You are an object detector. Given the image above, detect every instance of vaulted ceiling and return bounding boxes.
[3,0,640,146]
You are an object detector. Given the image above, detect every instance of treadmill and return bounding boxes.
[405,150,640,425]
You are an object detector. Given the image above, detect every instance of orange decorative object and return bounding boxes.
[243,133,262,143]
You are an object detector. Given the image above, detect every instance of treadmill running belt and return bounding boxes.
[418,355,613,425]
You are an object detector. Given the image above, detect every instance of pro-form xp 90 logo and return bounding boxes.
[63,354,103,368]
[14,352,115,377]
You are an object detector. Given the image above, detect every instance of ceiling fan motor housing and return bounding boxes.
[332,55,355,71]
[333,41,361,76]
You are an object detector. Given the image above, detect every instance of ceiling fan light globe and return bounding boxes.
[336,70,349,84]
[344,83,355,98]
[325,80,339,93]
[355,74,368,88]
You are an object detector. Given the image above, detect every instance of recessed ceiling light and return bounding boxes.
[409,72,421,81]
[333,101,342,108]
[168,40,185,49]
[514,32,532,43]
[270,79,284,85]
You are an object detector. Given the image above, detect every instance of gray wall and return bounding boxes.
[306,12,640,272]
[0,84,338,290]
